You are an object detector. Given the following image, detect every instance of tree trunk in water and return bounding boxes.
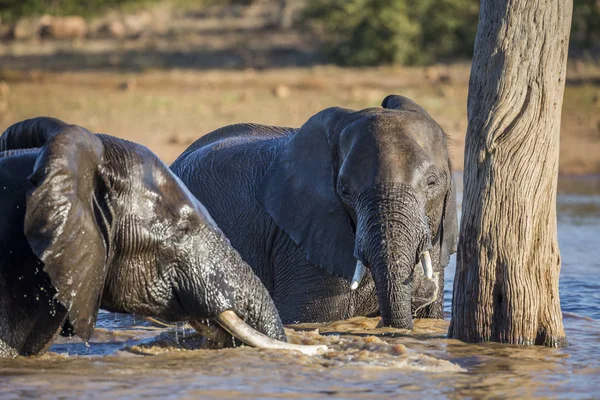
[448,0,572,347]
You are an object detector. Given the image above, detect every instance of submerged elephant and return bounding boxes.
[171,95,458,329]
[0,117,324,357]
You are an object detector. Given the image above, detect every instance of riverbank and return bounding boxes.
[0,63,598,175]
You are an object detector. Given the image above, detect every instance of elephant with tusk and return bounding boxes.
[0,117,325,357]
[171,95,458,330]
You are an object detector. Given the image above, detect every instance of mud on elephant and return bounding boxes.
[171,95,458,330]
[0,117,324,357]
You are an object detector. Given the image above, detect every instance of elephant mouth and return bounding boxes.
[350,250,434,291]
[190,311,327,356]
[412,270,440,317]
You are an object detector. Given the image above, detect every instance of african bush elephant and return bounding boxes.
[0,117,323,357]
[171,95,458,329]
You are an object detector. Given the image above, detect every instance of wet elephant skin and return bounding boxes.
[171,95,458,329]
[0,117,285,357]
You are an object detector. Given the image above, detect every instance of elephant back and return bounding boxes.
[172,123,295,167]
[0,117,68,152]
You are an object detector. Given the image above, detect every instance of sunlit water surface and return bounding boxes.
[0,176,598,399]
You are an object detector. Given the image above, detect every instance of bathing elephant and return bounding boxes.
[0,117,323,357]
[171,95,458,329]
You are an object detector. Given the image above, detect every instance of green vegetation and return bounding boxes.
[302,0,419,66]
[302,0,479,66]
[0,0,148,21]
[302,0,599,66]
[571,0,600,52]
[0,0,598,66]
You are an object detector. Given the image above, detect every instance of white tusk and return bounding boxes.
[351,260,366,290]
[144,317,177,328]
[214,310,327,356]
[420,251,433,280]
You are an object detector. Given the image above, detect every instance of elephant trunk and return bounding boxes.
[187,230,327,355]
[184,227,287,342]
[231,253,287,342]
[355,185,430,330]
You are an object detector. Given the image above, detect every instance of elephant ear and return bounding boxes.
[381,94,432,118]
[258,108,358,282]
[439,178,458,266]
[24,125,107,341]
[0,117,67,151]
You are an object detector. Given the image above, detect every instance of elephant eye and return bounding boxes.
[175,221,191,239]
[427,175,438,188]
[340,184,353,200]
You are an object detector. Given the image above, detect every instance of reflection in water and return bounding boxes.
[0,176,599,398]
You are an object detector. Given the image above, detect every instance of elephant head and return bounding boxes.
[258,95,458,329]
[0,117,324,354]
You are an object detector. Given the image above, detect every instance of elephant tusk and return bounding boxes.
[144,317,177,328]
[214,310,328,356]
[420,251,433,280]
[350,260,366,290]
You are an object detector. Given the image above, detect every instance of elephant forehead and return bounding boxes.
[340,113,447,183]
[374,113,441,147]
[107,155,189,221]
[146,162,220,230]
[340,130,430,185]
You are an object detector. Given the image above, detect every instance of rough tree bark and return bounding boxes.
[448,0,572,347]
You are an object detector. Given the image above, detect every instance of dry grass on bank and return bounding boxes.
[0,62,598,175]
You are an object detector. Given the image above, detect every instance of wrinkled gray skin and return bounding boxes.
[0,117,285,357]
[172,95,458,329]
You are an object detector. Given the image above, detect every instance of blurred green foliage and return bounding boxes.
[302,0,419,65]
[571,0,600,52]
[302,0,479,66]
[0,0,149,20]
[303,0,600,66]
[1,0,598,66]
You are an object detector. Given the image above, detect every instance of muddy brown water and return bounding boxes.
[1,176,599,399]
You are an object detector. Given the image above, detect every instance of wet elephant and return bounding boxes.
[0,117,324,357]
[171,95,458,329]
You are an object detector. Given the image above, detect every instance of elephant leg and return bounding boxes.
[20,308,68,356]
[273,259,353,324]
[353,278,379,317]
